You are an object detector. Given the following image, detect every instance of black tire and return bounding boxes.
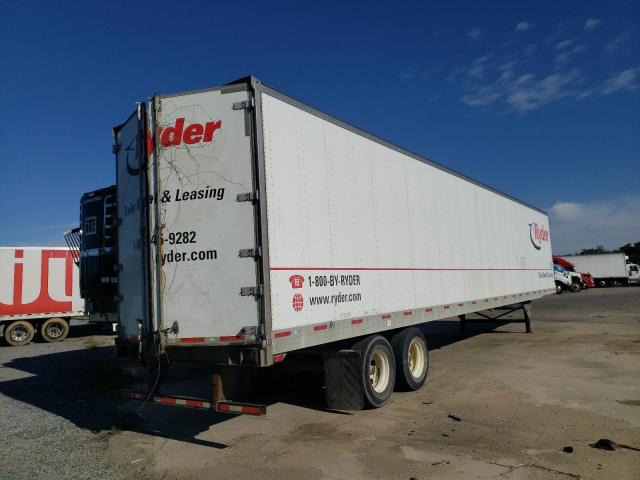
[555,282,563,294]
[597,280,606,288]
[391,327,429,391]
[569,282,581,292]
[4,320,35,346]
[39,317,69,343]
[352,335,396,408]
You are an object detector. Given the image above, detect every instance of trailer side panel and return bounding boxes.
[259,91,554,352]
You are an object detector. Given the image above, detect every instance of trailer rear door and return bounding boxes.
[114,106,149,340]
[149,87,260,344]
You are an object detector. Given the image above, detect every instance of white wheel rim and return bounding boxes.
[369,347,390,393]
[408,337,426,380]
[46,323,64,339]
[11,326,29,343]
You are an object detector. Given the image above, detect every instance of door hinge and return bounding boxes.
[240,286,263,297]
[237,190,259,203]
[232,98,254,110]
[112,144,121,154]
[239,247,262,259]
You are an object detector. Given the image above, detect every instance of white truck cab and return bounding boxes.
[628,263,640,284]
[554,264,572,293]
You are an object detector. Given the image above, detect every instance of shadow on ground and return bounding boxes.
[0,318,520,448]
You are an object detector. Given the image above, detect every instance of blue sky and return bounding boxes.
[1,0,638,254]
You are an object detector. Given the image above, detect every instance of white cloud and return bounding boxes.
[606,30,633,54]
[555,37,580,50]
[515,21,532,32]
[468,28,483,41]
[555,45,585,64]
[460,60,585,113]
[600,67,640,94]
[506,69,582,112]
[548,195,640,254]
[461,86,501,107]
[466,55,493,79]
[584,18,601,31]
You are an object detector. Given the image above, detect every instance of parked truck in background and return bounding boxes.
[563,253,640,287]
[0,247,85,346]
[81,76,555,412]
[554,264,572,293]
[65,185,118,325]
[553,255,585,292]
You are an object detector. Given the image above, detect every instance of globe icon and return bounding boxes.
[292,293,304,311]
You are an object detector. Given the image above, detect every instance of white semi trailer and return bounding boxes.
[563,253,639,286]
[106,77,555,413]
[0,247,85,346]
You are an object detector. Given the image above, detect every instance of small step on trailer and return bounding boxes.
[83,76,555,414]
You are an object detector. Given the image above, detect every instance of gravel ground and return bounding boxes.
[1,288,638,480]
[0,324,132,480]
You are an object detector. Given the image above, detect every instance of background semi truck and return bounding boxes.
[563,253,640,286]
[0,247,84,346]
[82,76,555,412]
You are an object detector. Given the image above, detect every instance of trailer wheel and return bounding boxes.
[40,317,69,343]
[353,335,395,408]
[391,328,429,391]
[597,280,606,288]
[4,320,35,346]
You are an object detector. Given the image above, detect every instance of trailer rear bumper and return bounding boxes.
[120,389,266,416]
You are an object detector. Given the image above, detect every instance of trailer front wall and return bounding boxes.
[260,92,554,336]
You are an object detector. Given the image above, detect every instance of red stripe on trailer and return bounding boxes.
[472,301,477,304]
[180,337,206,343]
[425,308,433,312]
[219,335,246,342]
[314,324,328,331]
[217,402,266,416]
[381,314,391,320]
[443,305,450,309]
[351,318,363,325]
[458,303,464,307]
[274,330,291,338]
[403,311,412,316]
[186,399,205,408]
[273,353,287,363]
[159,396,177,405]
[270,266,553,271]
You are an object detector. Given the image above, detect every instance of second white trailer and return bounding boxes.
[112,77,555,411]
[563,253,639,286]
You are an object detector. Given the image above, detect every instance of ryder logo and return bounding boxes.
[158,117,222,148]
[528,222,549,250]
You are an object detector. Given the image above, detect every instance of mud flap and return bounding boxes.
[323,349,365,411]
